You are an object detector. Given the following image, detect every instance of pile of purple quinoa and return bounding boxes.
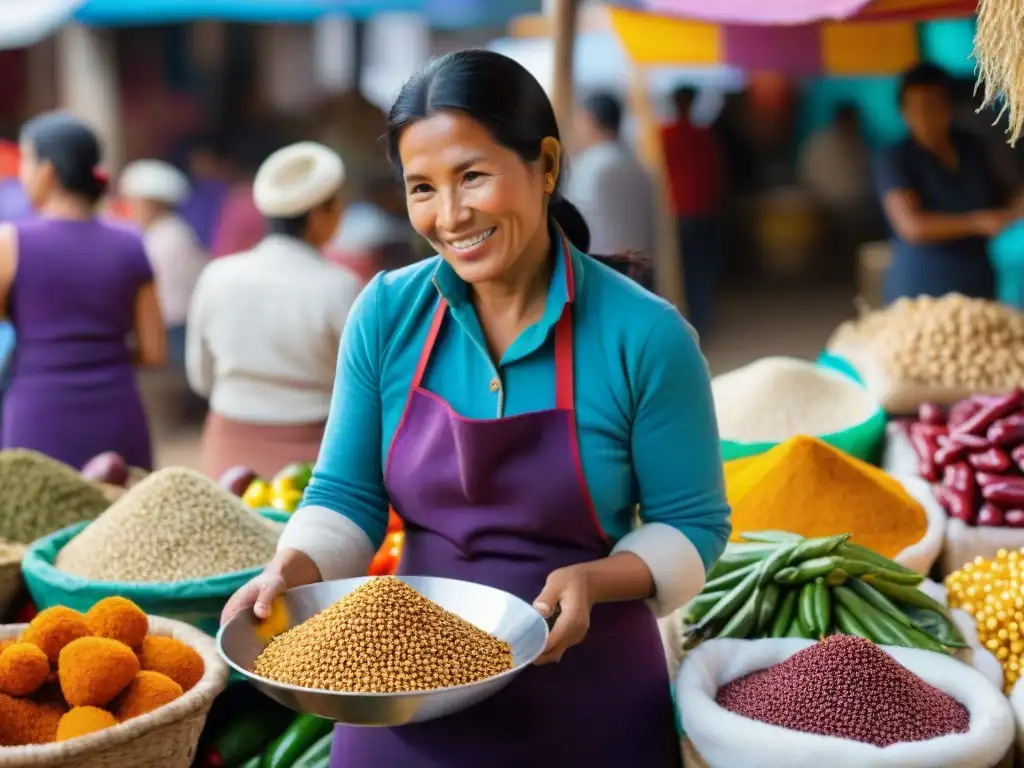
[716,635,970,747]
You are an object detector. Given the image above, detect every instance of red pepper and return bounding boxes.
[977,504,1005,527]
[987,413,1024,446]
[917,402,947,426]
[934,436,965,467]
[956,390,1024,436]
[948,399,983,431]
[934,485,976,524]
[909,423,943,480]
[1006,510,1024,528]
[981,477,1024,507]
[968,447,1012,473]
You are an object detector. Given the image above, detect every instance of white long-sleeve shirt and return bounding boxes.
[186,234,364,424]
[566,140,655,256]
[144,214,208,327]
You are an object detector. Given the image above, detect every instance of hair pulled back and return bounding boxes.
[386,49,591,253]
[20,112,107,205]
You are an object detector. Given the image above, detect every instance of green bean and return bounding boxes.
[756,583,781,633]
[833,586,904,646]
[799,582,818,638]
[758,544,798,587]
[718,587,763,639]
[834,603,871,639]
[847,578,915,628]
[773,556,839,585]
[769,589,799,638]
[862,576,949,614]
[813,578,832,638]
[704,561,760,593]
[837,542,919,576]
[707,543,781,579]
[786,615,813,639]
[696,569,760,630]
[682,590,728,626]
[740,530,805,544]
[786,533,851,565]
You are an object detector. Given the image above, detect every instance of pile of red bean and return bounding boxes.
[716,635,969,747]
[906,389,1024,527]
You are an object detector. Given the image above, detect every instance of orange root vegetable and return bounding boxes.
[112,670,182,721]
[85,597,148,648]
[21,607,91,664]
[137,636,204,691]
[0,692,61,745]
[0,643,50,696]
[56,706,117,742]
[58,637,139,708]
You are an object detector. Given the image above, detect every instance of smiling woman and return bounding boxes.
[222,49,730,768]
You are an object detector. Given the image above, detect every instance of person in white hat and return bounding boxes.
[119,159,208,371]
[186,141,363,480]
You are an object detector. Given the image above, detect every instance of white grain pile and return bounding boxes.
[55,467,282,582]
[712,357,878,443]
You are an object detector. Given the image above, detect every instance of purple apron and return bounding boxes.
[331,238,680,767]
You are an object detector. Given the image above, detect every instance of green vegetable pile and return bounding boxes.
[199,700,332,768]
[684,530,966,652]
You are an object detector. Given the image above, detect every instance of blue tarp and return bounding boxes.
[74,0,540,28]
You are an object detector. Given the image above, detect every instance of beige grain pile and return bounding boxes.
[0,449,109,544]
[829,294,1024,391]
[55,467,282,582]
[712,357,877,443]
[254,577,514,693]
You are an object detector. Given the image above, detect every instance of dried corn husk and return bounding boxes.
[976,0,1024,145]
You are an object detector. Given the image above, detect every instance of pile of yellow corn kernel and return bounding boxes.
[945,548,1024,693]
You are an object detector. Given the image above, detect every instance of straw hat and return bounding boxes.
[119,160,191,205]
[253,142,345,218]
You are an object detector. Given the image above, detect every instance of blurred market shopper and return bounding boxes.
[661,86,723,336]
[875,63,1022,303]
[177,133,231,250]
[210,133,279,259]
[0,111,164,469]
[567,91,655,261]
[222,50,729,768]
[119,160,207,370]
[187,141,362,480]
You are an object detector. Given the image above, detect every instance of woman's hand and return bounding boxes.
[533,564,594,665]
[220,549,323,625]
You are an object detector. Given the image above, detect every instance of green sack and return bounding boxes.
[22,517,276,636]
[719,356,886,465]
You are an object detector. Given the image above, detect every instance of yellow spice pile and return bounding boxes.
[254,577,513,693]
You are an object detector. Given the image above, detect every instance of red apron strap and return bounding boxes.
[411,298,448,389]
[554,309,574,410]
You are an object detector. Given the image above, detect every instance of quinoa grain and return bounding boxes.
[254,577,513,693]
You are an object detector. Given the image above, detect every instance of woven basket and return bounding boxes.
[0,616,229,767]
[0,544,25,621]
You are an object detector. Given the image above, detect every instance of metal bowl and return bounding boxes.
[217,575,549,727]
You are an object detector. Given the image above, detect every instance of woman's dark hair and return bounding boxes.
[898,63,953,105]
[386,49,592,253]
[266,213,309,239]
[19,112,106,204]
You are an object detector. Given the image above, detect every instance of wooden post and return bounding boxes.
[56,25,123,174]
[549,0,578,134]
[626,66,685,312]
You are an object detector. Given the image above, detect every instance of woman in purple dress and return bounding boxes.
[0,112,166,469]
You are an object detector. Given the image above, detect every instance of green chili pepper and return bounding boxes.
[769,589,799,638]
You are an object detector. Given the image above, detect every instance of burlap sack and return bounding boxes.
[826,333,1008,417]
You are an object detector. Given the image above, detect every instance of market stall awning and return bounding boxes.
[623,0,974,25]
[73,0,540,28]
[0,0,86,50]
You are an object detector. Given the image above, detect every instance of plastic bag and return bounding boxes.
[678,637,1014,768]
[882,421,921,477]
[21,520,275,636]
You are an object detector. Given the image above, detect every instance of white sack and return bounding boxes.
[678,637,1014,768]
